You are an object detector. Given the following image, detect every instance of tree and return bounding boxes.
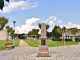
[52,25,60,32]
[0,0,9,10]
[28,31,32,38]
[9,27,14,40]
[0,16,8,30]
[32,28,39,36]
[46,31,51,38]
[5,26,11,42]
[36,34,41,39]
[32,28,39,43]
[71,28,78,42]
[51,25,62,42]
[62,26,67,32]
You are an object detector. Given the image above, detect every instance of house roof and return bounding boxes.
[65,29,80,36]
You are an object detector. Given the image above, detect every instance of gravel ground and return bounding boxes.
[0,46,80,60]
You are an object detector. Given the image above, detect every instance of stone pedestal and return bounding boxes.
[37,45,50,57]
[37,23,50,57]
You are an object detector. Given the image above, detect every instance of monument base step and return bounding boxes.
[37,52,51,57]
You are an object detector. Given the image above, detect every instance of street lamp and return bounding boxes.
[13,21,16,45]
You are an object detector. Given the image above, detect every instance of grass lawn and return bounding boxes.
[24,40,79,47]
[0,39,20,50]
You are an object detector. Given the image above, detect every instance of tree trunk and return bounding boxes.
[7,33,9,43]
[35,39,37,43]
[74,35,75,42]
[57,38,59,42]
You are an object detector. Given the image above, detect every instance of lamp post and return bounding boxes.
[17,31,18,39]
[13,21,16,45]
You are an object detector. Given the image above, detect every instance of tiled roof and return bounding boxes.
[65,29,80,36]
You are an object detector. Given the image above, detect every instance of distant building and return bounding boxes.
[65,29,80,41]
[0,30,12,40]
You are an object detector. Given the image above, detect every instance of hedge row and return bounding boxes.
[52,39,72,41]
[52,37,80,41]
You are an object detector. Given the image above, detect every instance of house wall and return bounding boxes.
[0,30,12,40]
[0,30,6,40]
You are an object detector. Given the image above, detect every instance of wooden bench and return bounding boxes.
[5,43,15,50]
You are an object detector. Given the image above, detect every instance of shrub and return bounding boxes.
[75,37,79,42]
[19,36,25,39]
[52,37,56,41]
[59,39,72,41]
[36,35,40,39]
[32,35,35,38]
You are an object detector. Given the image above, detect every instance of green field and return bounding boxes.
[24,40,79,47]
[0,39,20,50]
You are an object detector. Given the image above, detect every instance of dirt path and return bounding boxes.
[19,40,31,47]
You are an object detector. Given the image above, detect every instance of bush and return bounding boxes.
[52,37,56,41]
[59,39,72,41]
[75,37,79,42]
[36,35,40,39]
[19,36,25,39]
[32,35,35,38]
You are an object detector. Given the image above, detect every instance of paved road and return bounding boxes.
[0,46,80,60]
[19,40,31,47]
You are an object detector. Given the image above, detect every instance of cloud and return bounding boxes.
[49,21,55,25]
[60,22,80,29]
[57,20,62,23]
[45,16,57,22]
[0,0,38,13]
[15,17,40,34]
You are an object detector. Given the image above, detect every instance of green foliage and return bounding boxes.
[52,37,55,41]
[52,25,60,32]
[0,0,9,10]
[32,28,39,35]
[36,34,40,39]
[71,28,78,35]
[68,28,77,31]
[18,33,25,39]
[59,39,72,41]
[0,0,4,10]
[28,31,32,37]
[51,25,62,42]
[75,37,79,42]
[57,27,62,34]
[32,35,35,38]
[62,26,67,32]
[5,26,10,33]
[19,36,25,39]
[47,31,51,38]
[0,16,8,30]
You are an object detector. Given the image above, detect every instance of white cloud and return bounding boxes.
[57,20,62,23]
[0,0,38,13]
[15,17,40,34]
[60,22,80,29]
[45,16,57,22]
[49,21,55,25]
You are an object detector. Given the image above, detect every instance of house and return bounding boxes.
[0,30,12,40]
[65,29,80,41]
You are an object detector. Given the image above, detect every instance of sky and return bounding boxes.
[0,0,80,34]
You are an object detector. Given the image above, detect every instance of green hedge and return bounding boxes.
[59,39,72,41]
[75,37,80,42]
[52,37,72,41]
[19,36,25,39]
